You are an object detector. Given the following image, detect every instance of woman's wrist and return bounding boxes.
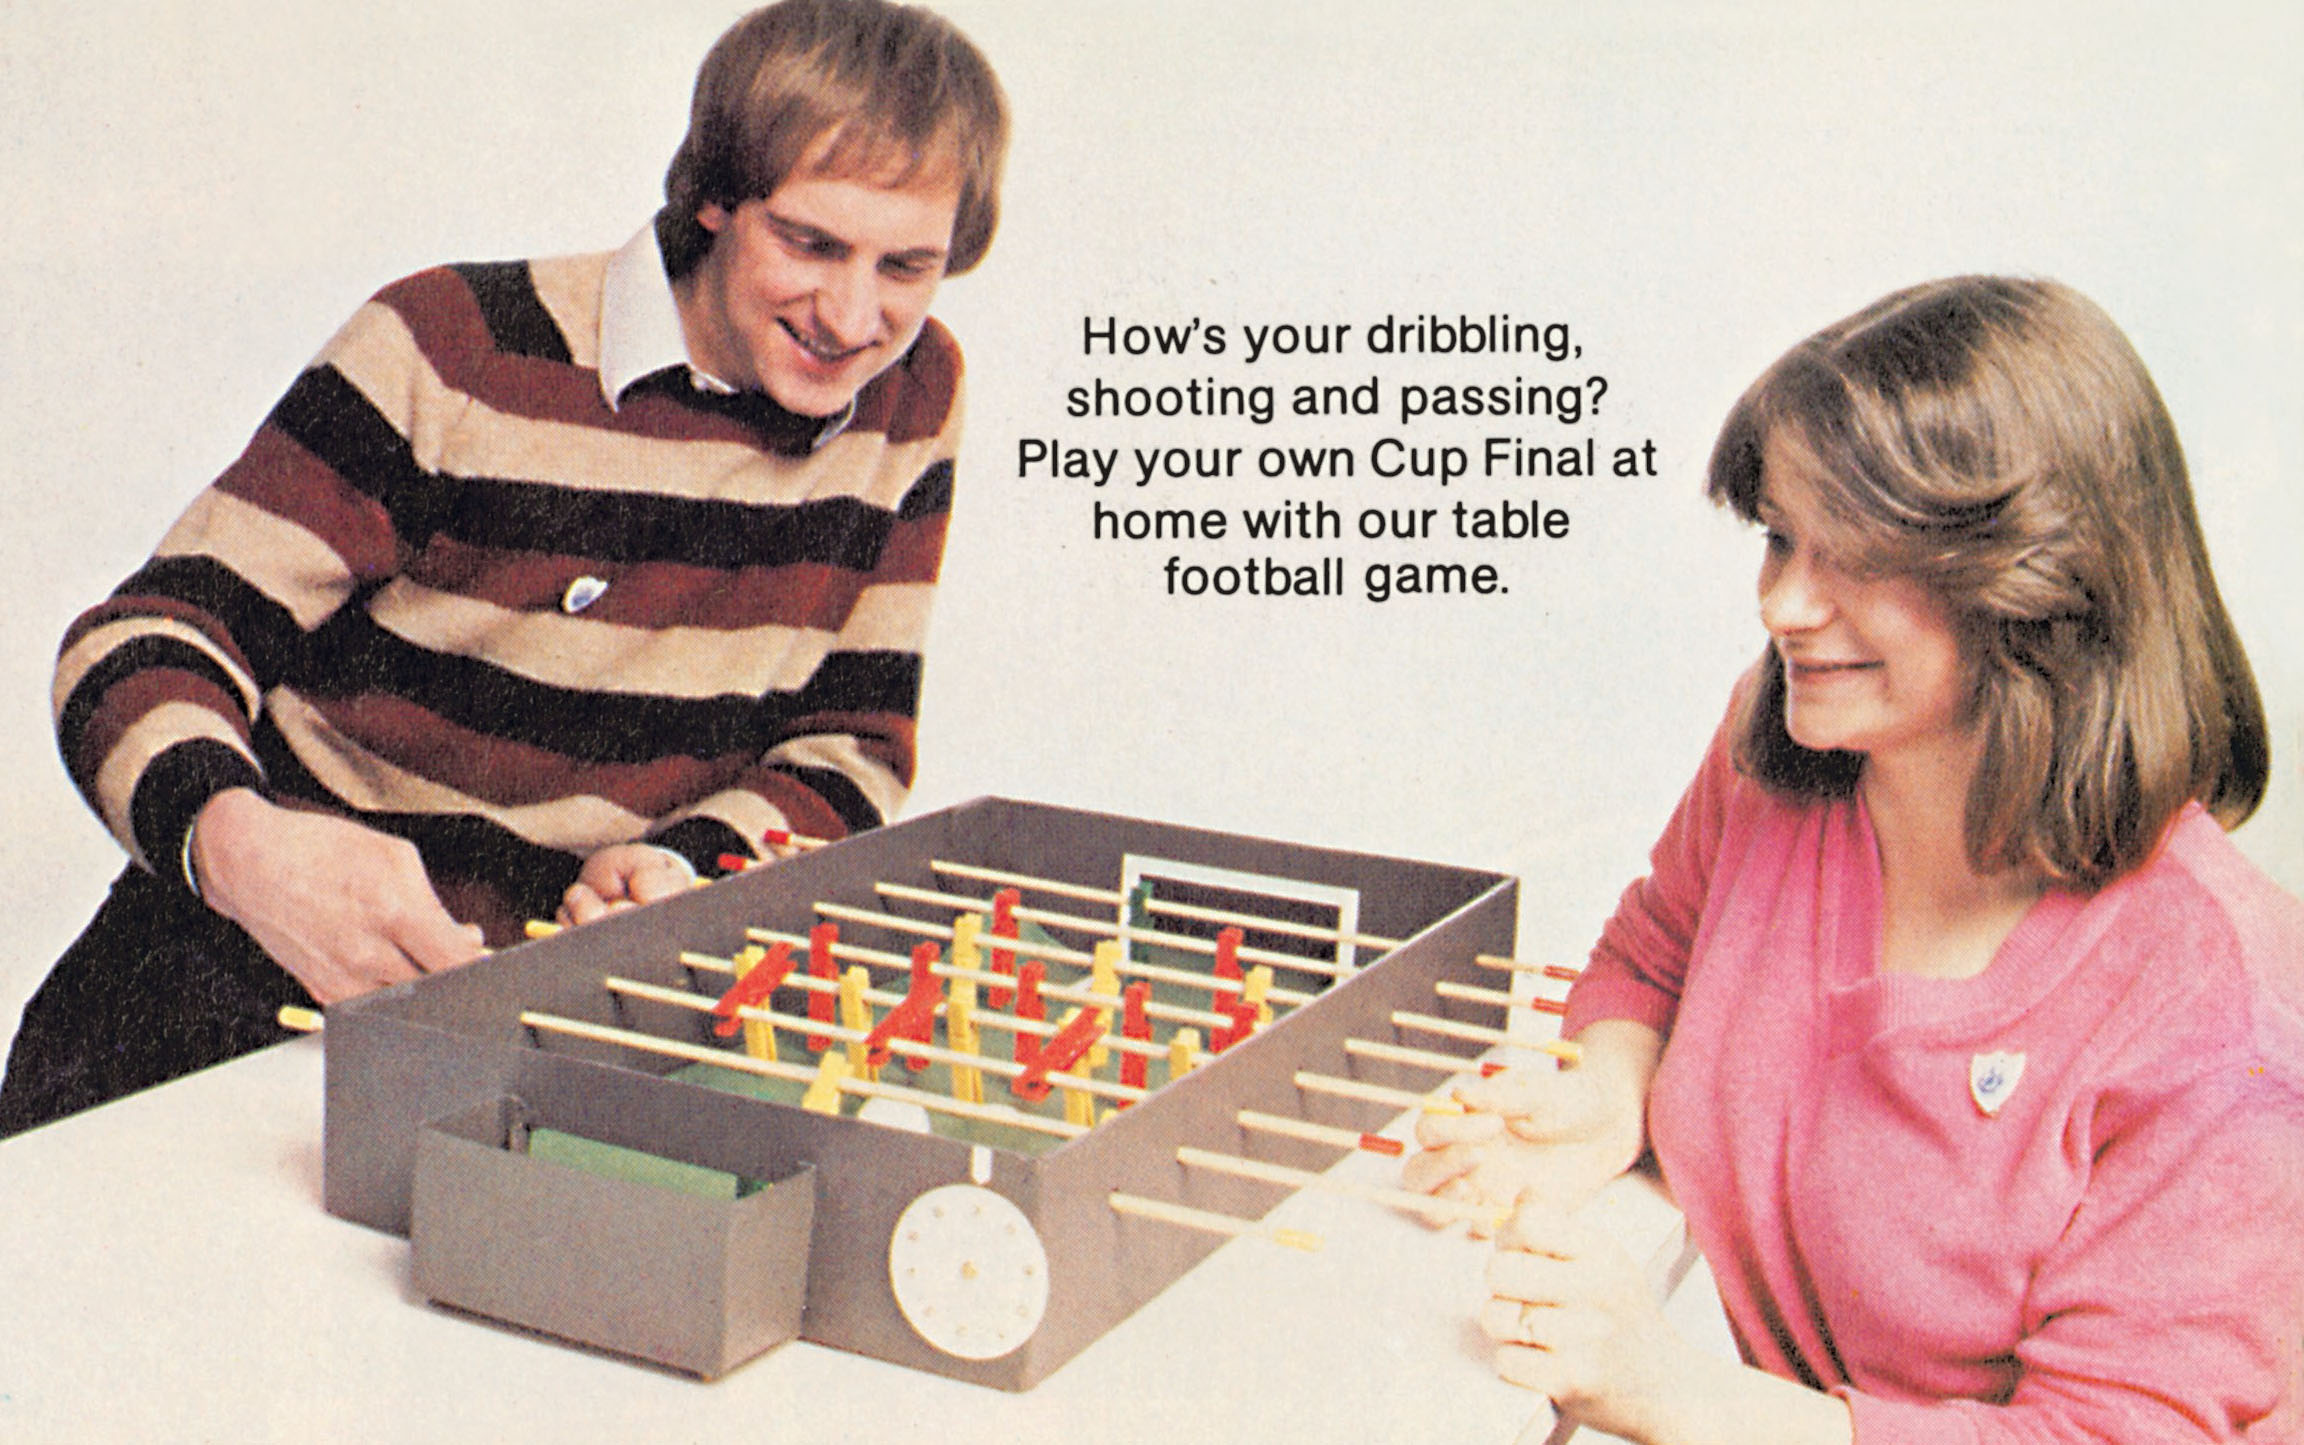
[1563,1018,1662,1166]
[1642,1349,1854,1445]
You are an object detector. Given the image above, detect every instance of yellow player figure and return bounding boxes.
[800,1051,849,1117]
[731,945,778,1063]
[1088,940,1122,1070]
[946,982,985,1106]
[839,966,875,1083]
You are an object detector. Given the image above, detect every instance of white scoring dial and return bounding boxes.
[886,1184,1050,1360]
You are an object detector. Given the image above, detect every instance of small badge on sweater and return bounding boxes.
[1969,1051,2026,1116]
[561,575,609,614]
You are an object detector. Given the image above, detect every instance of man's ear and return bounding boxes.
[697,202,733,235]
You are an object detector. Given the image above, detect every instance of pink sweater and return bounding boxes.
[1565,724,2304,1442]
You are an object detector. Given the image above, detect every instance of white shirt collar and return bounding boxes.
[598,223,719,407]
[596,222,854,448]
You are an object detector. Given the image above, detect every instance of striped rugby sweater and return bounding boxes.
[53,253,961,940]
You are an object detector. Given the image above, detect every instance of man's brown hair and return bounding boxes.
[661,0,1008,278]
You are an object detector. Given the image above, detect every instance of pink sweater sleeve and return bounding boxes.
[1843,1054,2304,1442]
[1563,721,1742,1039]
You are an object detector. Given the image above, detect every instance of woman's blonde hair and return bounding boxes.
[1707,276,2267,889]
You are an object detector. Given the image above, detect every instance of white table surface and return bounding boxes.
[0,1035,1723,1443]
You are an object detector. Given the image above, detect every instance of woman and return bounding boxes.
[1408,276,2304,1442]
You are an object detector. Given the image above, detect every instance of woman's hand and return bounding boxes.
[558,843,697,926]
[1487,1199,1855,1445]
[191,788,487,1004]
[1402,1019,1660,1230]
[1403,1065,1639,1228]
[1484,1198,1689,1438]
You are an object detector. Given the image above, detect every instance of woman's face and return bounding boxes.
[1755,431,1973,770]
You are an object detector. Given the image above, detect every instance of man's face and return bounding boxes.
[680,162,962,417]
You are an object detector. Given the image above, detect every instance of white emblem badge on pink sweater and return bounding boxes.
[1969,1051,2026,1116]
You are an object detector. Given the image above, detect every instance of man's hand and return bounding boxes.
[190,788,487,1004]
[558,843,696,927]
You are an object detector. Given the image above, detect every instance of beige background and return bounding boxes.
[4,0,2297,1050]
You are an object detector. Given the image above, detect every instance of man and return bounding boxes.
[3,0,1008,1135]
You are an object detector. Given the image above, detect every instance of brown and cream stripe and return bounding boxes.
[54,252,962,934]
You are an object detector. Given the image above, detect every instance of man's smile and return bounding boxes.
[781,317,870,365]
